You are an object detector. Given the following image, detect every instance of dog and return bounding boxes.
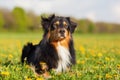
[21,14,77,76]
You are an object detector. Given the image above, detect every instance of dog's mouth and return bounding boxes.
[57,33,66,40]
[49,33,66,42]
[49,30,68,42]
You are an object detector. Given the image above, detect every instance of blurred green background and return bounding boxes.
[0,7,120,33]
[0,1,120,79]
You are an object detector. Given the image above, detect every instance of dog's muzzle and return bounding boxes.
[58,29,66,39]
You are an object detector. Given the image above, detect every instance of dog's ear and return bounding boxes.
[66,17,77,33]
[41,14,55,32]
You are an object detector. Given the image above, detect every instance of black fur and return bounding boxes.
[21,14,77,74]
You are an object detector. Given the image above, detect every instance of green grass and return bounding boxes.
[0,33,120,80]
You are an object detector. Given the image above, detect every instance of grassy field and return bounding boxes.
[0,33,120,80]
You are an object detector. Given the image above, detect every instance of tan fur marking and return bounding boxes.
[50,31,71,50]
[50,41,58,48]
[63,21,68,27]
[54,21,60,26]
[59,31,70,49]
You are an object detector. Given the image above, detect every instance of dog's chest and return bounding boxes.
[55,42,71,72]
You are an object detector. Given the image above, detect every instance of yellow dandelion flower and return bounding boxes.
[80,60,85,64]
[76,71,82,76]
[97,53,103,57]
[79,46,85,54]
[105,57,110,61]
[77,60,85,64]
[113,74,118,77]
[25,78,32,80]
[36,77,44,80]
[105,74,112,79]
[1,71,10,76]
[77,60,80,64]
[9,54,13,58]
[26,65,30,68]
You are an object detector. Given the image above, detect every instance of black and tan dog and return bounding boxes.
[21,14,77,76]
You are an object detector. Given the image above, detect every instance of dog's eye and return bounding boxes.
[53,21,59,28]
[63,21,68,27]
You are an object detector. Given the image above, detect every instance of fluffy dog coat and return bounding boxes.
[21,14,77,74]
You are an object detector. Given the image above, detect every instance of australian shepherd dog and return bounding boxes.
[21,14,77,77]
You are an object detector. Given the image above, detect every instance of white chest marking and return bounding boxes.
[55,42,71,73]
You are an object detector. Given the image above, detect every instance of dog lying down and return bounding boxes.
[21,14,77,78]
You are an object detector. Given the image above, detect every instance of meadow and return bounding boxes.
[0,33,120,80]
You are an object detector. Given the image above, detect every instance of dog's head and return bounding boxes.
[41,14,77,42]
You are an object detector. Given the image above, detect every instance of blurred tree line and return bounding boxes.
[0,7,120,33]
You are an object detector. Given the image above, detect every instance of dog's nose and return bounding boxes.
[59,29,65,34]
